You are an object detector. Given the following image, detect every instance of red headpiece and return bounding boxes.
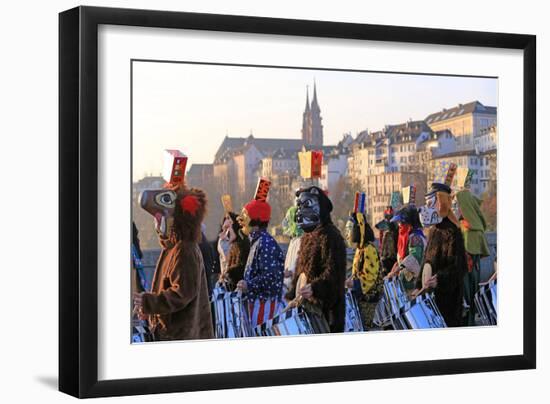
[244,200,271,222]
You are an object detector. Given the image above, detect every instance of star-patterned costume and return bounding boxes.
[244,229,285,327]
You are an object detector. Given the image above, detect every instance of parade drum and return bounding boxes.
[373,295,392,328]
[131,319,154,343]
[390,293,447,330]
[211,285,254,338]
[374,278,410,327]
[211,284,228,338]
[344,290,364,332]
[474,280,497,326]
[255,307,315,337]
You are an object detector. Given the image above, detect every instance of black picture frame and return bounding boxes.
[59,5,536,398]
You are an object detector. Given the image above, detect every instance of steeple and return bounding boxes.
[311,79,320,111]
[301,80,323,147]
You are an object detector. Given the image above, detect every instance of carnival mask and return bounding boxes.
[419,193,443,227]
[345,216,357,248]
[282,206,303,238]
[436,191,452,218]
[295,190,321,233]
[236,208,252,236]
[139,189,177,238]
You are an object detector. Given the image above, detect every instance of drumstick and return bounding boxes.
[416,274,438,297]
[282,295,303,313]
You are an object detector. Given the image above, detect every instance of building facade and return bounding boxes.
[365,171,427,225]
[260,148,300,179]
[425,101,497,152]
[475,124,498,153]
[186,163,214,188]
[213,135,305,205]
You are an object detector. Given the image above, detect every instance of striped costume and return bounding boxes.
[244,230,285,327]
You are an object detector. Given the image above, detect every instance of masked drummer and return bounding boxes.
[344,193,381,328]
[386,187,426,296]
[133,151,214,341]
[236,191,285,327]
[416,171,468,327]
[454,168,491,326]
[375,205,398,277]
[281,205,303,300]
[286,186,347,333]
[133,183,214,341]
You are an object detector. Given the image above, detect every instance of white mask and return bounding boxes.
[419,194,442,227]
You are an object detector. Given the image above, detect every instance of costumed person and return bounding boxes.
[219,211,250,290]
[375,197,399,276]
[236,178,285,327]
[132,221,147,293]
[454,168,491,326]
[131,221,153,342]
[217,195,250,290]
[217,216,233,277]
[344,192,381,328]
[416,162,468,327]
[281,205,303,300]
[386,185,426,295]
[133,150,214,340]
[199,224,216,294]
[287,186,347,333]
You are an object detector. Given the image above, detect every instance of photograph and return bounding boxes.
[130,60,498,342]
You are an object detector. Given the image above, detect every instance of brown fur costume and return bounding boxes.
[287,223,347,333]
[142,187,214,340]
[417,216,467,327]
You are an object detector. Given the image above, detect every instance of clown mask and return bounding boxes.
[139,189,177,238]
[295,190,321,233]
[237,208,252,236]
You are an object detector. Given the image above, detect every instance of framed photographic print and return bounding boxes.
[59,6,536,398]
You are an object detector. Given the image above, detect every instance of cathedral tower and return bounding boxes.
[301,82,324,146]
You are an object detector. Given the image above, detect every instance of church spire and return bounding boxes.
[311,79,319,109]
[304,85,310,111]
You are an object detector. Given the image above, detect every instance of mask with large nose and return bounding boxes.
[295,190,321,233]
[139,189,177,238]
[418,194,441,227]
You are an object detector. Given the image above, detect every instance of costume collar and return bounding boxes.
[249,229,266,242]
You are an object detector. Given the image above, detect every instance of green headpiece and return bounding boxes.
[282,206,304,238]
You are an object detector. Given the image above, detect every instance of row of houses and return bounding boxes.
[181,101,497,230]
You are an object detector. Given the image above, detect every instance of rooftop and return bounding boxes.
[425,101,497,124]
[214,135,305,164]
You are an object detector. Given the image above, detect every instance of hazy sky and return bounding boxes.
[132,61,497,180]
